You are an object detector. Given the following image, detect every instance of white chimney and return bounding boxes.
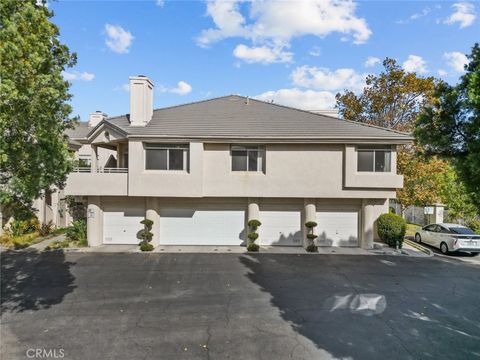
[129,75,154,126]
[88,111,107,128]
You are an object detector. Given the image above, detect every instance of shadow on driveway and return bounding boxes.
[239,253,480,359]
[1,249,76,313]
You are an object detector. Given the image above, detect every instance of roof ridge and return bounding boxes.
[248,97,411,137]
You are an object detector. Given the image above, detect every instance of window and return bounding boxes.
[231,145,265,172]
[78,154,91,167]
[145,144,189,171]
[357,145,391,172]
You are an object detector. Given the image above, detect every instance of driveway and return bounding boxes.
[1,250,479,360]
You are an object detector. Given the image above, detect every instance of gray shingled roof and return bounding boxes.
[65,122,90,140]
[89,95,413,142]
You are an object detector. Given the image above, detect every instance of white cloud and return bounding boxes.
[402,55,428,74]
[104,24,134,54]
[364,56,380,67]
[291,66,367,92]
[309,46,321,57]
[197,0,372,63]
[443,51,468,72]
[255,88,337,110]
[396,6,432,24]
[233,43,293,64]
[62,71,95,82]
[156,0,164,7]
[169,81,192,95]
[444,2,476,28]
[438,69,448,77]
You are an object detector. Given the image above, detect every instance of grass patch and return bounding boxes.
[0,227,69,250]
[0,231,42,249]
[405,223,421,237]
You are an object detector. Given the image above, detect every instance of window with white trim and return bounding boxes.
[78,154,91,167]
[357,145,391,172]
[231,145,265,172]
[145,144,189,171]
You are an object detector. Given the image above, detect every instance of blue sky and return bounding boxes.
[49,0,479,121]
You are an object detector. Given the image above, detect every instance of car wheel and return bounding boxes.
[440,242,449,255]
[415,233,422,243]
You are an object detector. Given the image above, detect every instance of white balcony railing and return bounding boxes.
[72,167,128,174]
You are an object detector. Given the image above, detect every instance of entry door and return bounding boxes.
[103,207,145,244]
[159,209,245,245]
[316,211,359,247]
[259,211,302,246]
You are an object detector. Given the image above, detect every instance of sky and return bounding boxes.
[48,0,479,121]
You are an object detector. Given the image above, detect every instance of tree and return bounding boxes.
[336,58,437,132]
[0,0,77,218]
[416,43,480,211]
[336,58,446,209]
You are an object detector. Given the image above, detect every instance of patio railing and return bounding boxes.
[72,167,128,174]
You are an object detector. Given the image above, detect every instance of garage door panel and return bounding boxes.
[104,209,144,245]
[259,211,302,246]
[160,209,245,245]
[316,211,358,247]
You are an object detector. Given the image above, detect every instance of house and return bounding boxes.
[63,75,412,249]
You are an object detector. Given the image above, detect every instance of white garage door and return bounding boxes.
[316,211,359,247]
[103,207,145,244]
[259,211,302,246]
[159,209,245,245]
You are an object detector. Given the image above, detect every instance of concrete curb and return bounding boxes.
[403,239,434,257]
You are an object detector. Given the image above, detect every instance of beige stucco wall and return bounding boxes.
[125,142,397,199]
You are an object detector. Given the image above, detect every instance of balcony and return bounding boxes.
[64,167,128,196]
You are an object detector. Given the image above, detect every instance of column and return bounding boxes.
[362,199,374,249]
[91,145,98,173]
[303,200,316,248]
[87,196,103,247]
[51,190,60,228]
[146,198,160,247]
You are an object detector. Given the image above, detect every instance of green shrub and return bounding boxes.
[247,232,259,240]
[247,219,262,228]
[306,233,318,240]
[306,244,318,252]
[247,242,259,252]
[466,219,480,234]
[38,221,54,237]
[305,221,317,228]
[65,220,87,245]
[140,242,154,251]
[8,218,39,237]
[377,213,406,248]
[140,219,154,227]
[139,218,154,250]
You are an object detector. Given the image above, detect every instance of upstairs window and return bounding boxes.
[357,145,391,172]
[145,144,189,171]
[78,154,91,167]
[231,145,265,172]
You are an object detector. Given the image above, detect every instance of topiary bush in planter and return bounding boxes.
[305,221,318,252]
[247,219,261,252]
[139,218,154,251]
[377,213,406,249]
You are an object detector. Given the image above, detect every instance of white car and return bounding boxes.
[415,223,480,255]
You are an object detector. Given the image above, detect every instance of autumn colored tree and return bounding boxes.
[416,43,480,212]
[0,0,76,218]
[336,58,437,132]
[336,58,447,210]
